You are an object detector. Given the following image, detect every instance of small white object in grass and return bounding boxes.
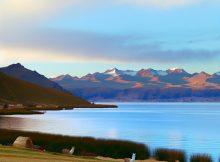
[69,146,75,155]
[131,153,136,162]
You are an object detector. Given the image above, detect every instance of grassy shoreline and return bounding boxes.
[0,129,149,160]
[0,145,159,162]
[0,104,118,115]
[0,108,44,115]
[0,129,216,162]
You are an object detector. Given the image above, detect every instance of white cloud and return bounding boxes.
[0,0,200,17]
[0,0,79,23]
[118,0,199,8]
[0,0,76,14]
[0,0,218,66]
[0,0,204,31]
[0,48,90,66]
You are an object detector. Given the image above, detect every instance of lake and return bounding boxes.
[1,102,220,161]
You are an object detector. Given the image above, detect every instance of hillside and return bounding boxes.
[0,72,89,106]
[0,63,66,92]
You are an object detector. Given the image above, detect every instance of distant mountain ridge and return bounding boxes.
[51,68,220,101]
[0,63,66,92]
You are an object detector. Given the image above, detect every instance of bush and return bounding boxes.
[154,148,186,162]
[190,154,212,162]
[0,129,150,160]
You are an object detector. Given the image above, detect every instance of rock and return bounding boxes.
[62,149,70,154]
[124,158,131,162]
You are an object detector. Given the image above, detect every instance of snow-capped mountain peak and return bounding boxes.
[170,67,179,71]
[137,68,168,77]
[104,68,137,77]
[104,68,120,76]
[167,68,187,74]
[215,72,220,76]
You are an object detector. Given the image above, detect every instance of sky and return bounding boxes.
[0,0,220,77]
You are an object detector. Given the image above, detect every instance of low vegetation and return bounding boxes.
[154,148,186,162]
[0,108,43,115]
[0,129,219,161]
[190,154,212,162]
[0,129,150,160]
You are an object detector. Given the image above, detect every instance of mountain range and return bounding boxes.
[1,63,220,102]
[51,68,220,101]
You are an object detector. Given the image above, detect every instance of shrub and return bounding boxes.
[0,129,150,160]
[154,148,186,162]
[190,154,212,162]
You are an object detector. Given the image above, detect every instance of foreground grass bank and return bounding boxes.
[0,145,159,162]
[0,129,149,160]
[0,129,215,161]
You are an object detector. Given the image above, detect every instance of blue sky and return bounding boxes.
[0,0,220,77]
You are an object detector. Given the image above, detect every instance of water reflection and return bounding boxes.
[0,116,42,131]
[1,103,220,161]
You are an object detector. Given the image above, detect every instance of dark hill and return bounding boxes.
[0,72,89,106]
[0,63,65,92]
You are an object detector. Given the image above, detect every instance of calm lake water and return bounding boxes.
[1,103,220,161]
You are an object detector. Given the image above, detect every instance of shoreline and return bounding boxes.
[0,128,149,160]
[0,128,214,162]
[0,104,118,115]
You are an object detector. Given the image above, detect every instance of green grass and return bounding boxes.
[0,145,109,162]
[0,148,42,156]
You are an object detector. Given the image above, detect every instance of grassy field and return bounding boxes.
[0,145,159,162]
